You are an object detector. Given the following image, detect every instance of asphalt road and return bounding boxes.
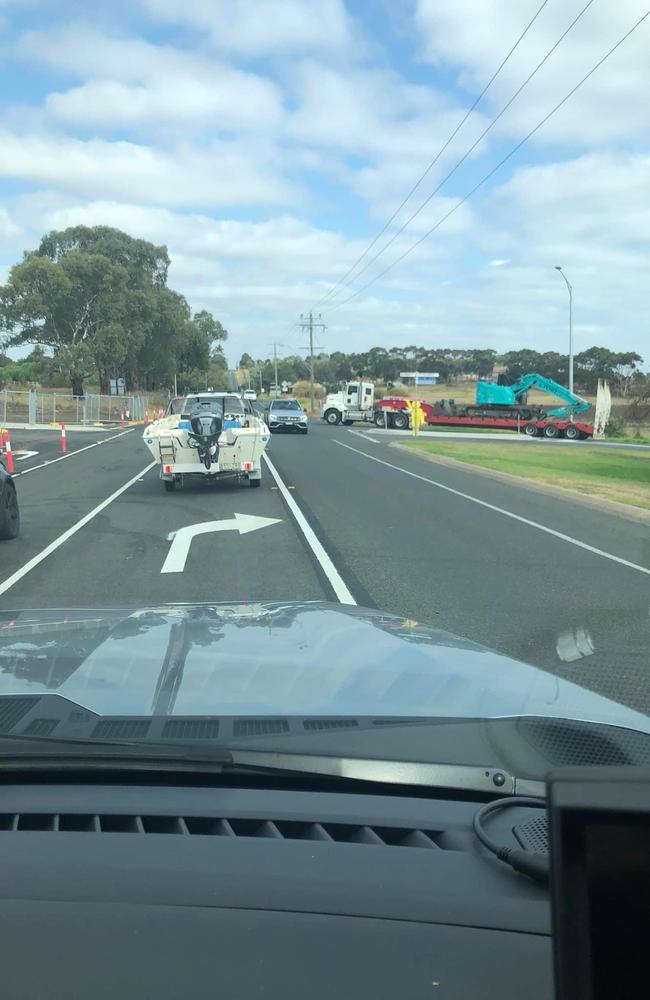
[1,422,649,714]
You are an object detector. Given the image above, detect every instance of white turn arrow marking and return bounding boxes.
[161,512,282,574]
[15,451,39,461]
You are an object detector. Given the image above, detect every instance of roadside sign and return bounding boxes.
[109,378,126,396]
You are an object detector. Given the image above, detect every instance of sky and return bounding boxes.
[0,0,649,367]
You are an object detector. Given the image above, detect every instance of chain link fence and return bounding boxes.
[0,389,154,426]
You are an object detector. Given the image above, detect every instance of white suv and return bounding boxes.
[266,399,308,434]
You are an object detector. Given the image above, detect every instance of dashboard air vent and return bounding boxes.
[0,697,40,732]
[23,718,59,737]
[91,720,151,739]
[161,719,220,739]
[0,813,445,848]
[303,719,359,731]
[233,719,289,737]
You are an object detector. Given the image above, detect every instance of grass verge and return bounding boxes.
[401,440,650,510]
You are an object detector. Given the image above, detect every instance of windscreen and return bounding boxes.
[271,400,301,411]
[0,1,648,788]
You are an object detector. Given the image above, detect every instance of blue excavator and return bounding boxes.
[475,373,591,421]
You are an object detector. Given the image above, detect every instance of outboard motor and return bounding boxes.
[186,411,223,470]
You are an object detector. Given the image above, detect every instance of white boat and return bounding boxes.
[143,392,270,492]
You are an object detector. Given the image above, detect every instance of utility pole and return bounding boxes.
[554,266,574,394]
[272,343,280,392]
[299,311,326,414]
[269,342,290,397]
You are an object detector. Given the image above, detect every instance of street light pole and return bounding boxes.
[554,266,573,394]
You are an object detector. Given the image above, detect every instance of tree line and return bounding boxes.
[1,224,645,402]
[0,226,230,395]
[241,344,647,396]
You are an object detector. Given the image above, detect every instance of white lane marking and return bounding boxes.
[0,461,156,598]
[347,429,380,443]
[14,451,39,461]
[263,452,357,605]
[334,440,650,578]
[11,428,134,477]
[161,513,282,573]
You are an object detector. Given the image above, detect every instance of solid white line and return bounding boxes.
[334,440,650,578]
[12,427,134,477]
[263,452,357,604]
[347,429,380,443]
[0,461,156,598]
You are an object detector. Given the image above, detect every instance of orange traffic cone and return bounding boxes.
[3,431,14,473]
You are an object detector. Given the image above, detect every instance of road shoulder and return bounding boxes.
[391,442,650,526]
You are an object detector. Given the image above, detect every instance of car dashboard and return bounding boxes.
[0,780,551,999]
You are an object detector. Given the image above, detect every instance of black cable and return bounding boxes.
[312,0,552,309]
[322,0,595,307]
[473,795,549,883]
[327,7,650,314]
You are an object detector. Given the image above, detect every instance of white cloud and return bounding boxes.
[141,0,355,55]
[492,152,650,253]
[414,0,650,145]
[0,129,293,208]
[19,26,284,132]
[287,60,481,160]
[1,4,648,366]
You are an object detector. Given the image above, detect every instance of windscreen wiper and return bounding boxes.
[0,737,543,796]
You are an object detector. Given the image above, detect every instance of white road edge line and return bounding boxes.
[0,461,156,598]
[12,427,134,477]
[334,439,650,578]
[347,429,380,443]
[263,452,357,605]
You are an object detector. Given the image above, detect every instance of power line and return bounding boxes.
[313,0,551,310]
[322,0,596,306]
[326,8,650,314]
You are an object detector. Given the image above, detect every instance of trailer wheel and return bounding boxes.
[374,411,387,428]
[324,409,341,425]
[164,479,176,492]
[543,424,560,439]
[392,411,409,430]
[564,424,580,440]
[524,423,539,437]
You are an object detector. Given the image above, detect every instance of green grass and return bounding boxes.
[401,440,650,510]
[607,435,650,445]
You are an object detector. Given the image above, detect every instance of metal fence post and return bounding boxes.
[28,390,37,425]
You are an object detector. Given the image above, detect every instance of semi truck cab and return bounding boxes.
[321,381,375,425]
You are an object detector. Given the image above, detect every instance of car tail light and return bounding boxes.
[242,462,252,471]
[165,465,172,473]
